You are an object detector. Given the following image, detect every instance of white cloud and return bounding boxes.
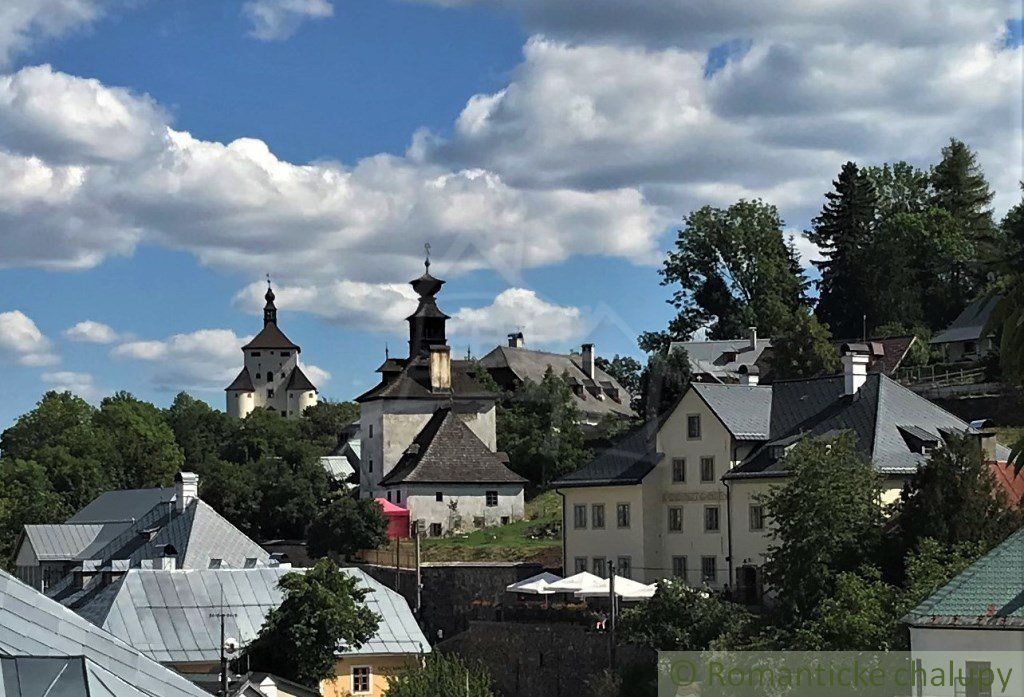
[64,319,118,344]
[112,329,251,391]
[450,288,585,346]
[41,370,104,402]
[243,0,334,41]
[301,362,331,387]
[0,0,106,67]
[0,310,58,366]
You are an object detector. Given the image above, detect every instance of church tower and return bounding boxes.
[226,280,318,418]
[406,254,450,358]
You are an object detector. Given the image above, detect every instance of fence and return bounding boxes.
[354,539,417,569]
[896,365,986,388]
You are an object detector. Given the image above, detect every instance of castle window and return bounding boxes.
[267,389,275,398]
[255,373,261,380]
[251,351,261,357]
[281,351,290,357]
[267,372,273,381]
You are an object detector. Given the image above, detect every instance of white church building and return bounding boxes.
[355,257,526,536]
[226,282,318,418]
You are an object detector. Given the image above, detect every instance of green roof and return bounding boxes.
[904,526,1024,629]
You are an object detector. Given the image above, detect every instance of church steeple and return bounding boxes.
[263,274,277,326]
[407,245,449,357]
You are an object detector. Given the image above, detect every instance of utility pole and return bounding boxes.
[395,535,401,590]
[210,611,236,697]
[414,523,422,616]
[607,560,617,670]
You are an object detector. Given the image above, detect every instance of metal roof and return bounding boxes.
[22,523,125,562]
[692,383,773,439]
[74,568,429,664]
[670,338,771,380]
[554,420,662,488]
[0,569,210,697]
[67,488,175,524]
[931,295,1001,345]
[904,525,1024,628]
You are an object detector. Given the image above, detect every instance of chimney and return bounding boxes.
[174,471,199,513]
[158,544,177,571]
[971,419,999,462]
[749,326,758,350]
[429,345,452,392]
[738,364,759,386]
[581,343,595,380]
[507,332,524,348]
[840,344,870,395]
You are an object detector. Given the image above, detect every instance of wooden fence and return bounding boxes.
[354,539,417,569]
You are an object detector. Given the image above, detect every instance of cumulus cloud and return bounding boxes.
[234,279,419,331]
[450,288,585,346]
[243,0,334,40]
[0,310,58,366]
[111,327,330,392]
[64,319,119,344]
[0,65,660,276]
[41,370,104,402]
[0,0,106,67]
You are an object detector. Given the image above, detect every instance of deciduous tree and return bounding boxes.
[307,493,388,560]
[384,653,494,697]
[769,309,840,380]
[619,579,751,651]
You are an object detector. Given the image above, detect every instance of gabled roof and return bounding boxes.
[0,569,210,697]
[931,295,1002,345]
[380,409,526,486]
[241,323,299,351]
[477,346,635,419]
[554,420,661,488]
[904,525,1024,628]
[151,500,270,570]
[23,523,125,562]
[356,358,497,403]
[670,338,771,381]
[725,373,1006,478]
[74,568,429,664]
[286,365,317,391]
[692,383,773,440]
[68,488,175,524]
[226,367,255,392]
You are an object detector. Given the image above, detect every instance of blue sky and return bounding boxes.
[0,0,1020,427]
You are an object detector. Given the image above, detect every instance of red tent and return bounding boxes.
[374,497,410,540]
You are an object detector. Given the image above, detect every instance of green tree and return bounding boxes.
[247,560,380,686]
[658,199,808,341]
[164,392,229,470]
[865,161,930,218]
[306,493,388,560]
[637,348,692,419]
[0,391,108,511]
[761,434,884,624]
[254,451,331,540]
[301,401,360,455]
[498,368,588,484]
[196,457,262,536]
[810,161,878,338]
[769,309,841,380]
[384,653,494,697]
[989,191,1024,467]
[0,459,66,566]
[619,579,751,651]
[891,434,1021,556]
[93,392,184,489]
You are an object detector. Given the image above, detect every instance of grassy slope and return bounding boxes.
[420,489,563,564]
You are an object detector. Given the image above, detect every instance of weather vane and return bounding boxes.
[424,242,431,270]
[266,273,271,289]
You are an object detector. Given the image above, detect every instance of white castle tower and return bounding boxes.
[226,280,318,419]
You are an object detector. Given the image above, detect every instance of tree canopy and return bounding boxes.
[306,493,388,561]
[619,579,751,651]
[247,560,380,687]
[384,653,494,697]
[769,308,841,380]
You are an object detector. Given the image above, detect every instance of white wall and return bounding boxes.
[228,346,317,418]
[561,484,646,580]
[397,483,524,534]
[910,627,1024,697]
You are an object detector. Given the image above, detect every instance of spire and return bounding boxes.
[407,244,449,357]
[263,274,277,326]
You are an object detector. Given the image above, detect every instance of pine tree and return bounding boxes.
[810,161,878,339]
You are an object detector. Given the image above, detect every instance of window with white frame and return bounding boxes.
[573,504,587,529]
[574,557,588,573]
[687,414,701,439]
[616,503,631,528]
[749,504,765,531]
[672,457,686,482]
[617,556,632,579]
[592,556,606,577]
[351,666,371,694]
[700,456,715,482]
[591,503,605,529]
[704,505,720,532]
[668,506,684,532]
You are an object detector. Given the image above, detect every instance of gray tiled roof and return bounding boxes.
[904,525,1024,628]
[380,408,527,486]
[477,346,635,419]
[286,366,316,391]
[931,295,1001,344]
[356,358,496,403]
[692,383,773,439]
[554,421,661,488]
[75,568,429,664]
[226,367,255,392]
[0,569,210,697]
[67,488,175,524]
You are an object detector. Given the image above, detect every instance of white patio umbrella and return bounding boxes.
[543,571,605,593]
[575,575,657,601]
[505,572,563,595]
